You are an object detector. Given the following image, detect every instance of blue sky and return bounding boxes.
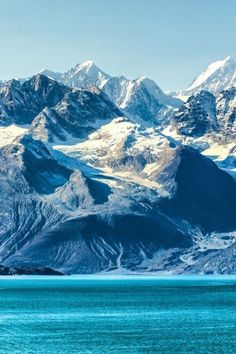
[0,0,235,90]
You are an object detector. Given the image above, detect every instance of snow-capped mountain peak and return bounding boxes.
[38,68,62,82]
[186,56,236,95]
[36,61,183,122]
[75,60,96,72]
[138,77,177,104]
[61,60,110,89]
[38,60,111,90]
[188,56,234,90]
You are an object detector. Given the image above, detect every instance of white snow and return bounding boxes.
[188,57,232,91]
[0,125,28,147]
[52,117,175,195]
[186,56,236,95]
[75,60,95,73]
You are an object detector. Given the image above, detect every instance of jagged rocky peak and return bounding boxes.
[60,60,111,89]
[37,60,183,124]
[101,75,131,107]
[0,79,22,110]
[38,60,111,90]
[0,74,69,126]
[216,87,236,135]
[0,78,21,92]
[102,74,182,124]
[0,79,23,125]
[39,68,62,82]
[187,56,236,95]
[136,76,182,107]
[173,90,219,137]
[30,87,123,142]
[23,73,59,92]
[22,74,69,106]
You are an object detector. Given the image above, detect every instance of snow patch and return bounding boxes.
[0,125,28,147]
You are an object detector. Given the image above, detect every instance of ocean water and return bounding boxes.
[0,276,235,354]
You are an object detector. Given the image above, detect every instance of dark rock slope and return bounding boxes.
[158,146,236,232]
[173,90,219,136]
[0,75,122,141]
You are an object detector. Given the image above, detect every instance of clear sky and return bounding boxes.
[0,0,235,90]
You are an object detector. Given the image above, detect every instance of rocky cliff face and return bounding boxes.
[173,91,219,137]
[216,87,236,136]
[0,75,69,125]
[30,89,122,142]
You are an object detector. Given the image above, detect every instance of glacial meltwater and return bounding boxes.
[0,276,235,353]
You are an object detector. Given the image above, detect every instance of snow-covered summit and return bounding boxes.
[74,60,97,73]
[38,60,110,90]
[187,56,236,95]
[62,60,110,88]
[39,68,62,82]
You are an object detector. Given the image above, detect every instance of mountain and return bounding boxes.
[0,60,236,274]
[39,69,62,82]
[164,87,236,182]
[0,75,69,125]
[0,74,122,142]
[101,76,182,123]
[0,133,189,273]
[187,56,236,95]
[40,60,110,90]
[30,88,122,142]
[173,56,236,100]
[54,117,236,233]
[62,60,110,89]
[40,61,182,124]
[170,87,236,139]
[1,125,236,274]
[173,90,219,137]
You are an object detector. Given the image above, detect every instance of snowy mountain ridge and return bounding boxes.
[39,60,183,123]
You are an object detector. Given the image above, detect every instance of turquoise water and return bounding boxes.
[0,276,235,354]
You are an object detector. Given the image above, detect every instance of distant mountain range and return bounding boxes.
[40,60,182,124]
[0,56,236,274]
